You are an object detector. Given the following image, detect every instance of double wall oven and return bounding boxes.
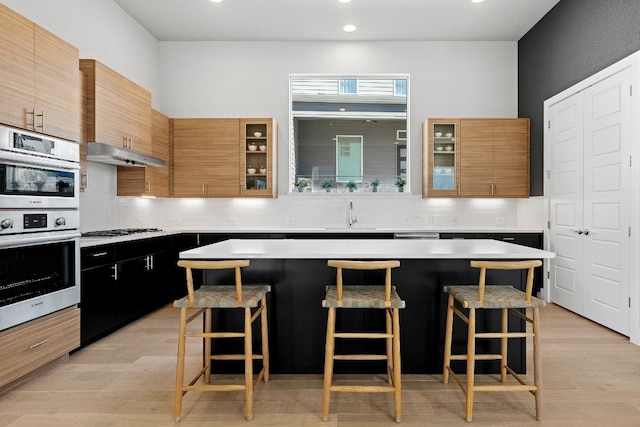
[0,125,80,331]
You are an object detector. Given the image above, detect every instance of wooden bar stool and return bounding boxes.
[443,260,545,422]
[322,260,405,423]
[173,260,270,422]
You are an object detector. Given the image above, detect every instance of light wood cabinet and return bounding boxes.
[424,118,530,198]
[240,118,277,198]
[172,118,240,198]
[117,110,170,197]
[0,3,80,142]
[459,119,530,198]
[80,59,151,155]
[0,306,80,390]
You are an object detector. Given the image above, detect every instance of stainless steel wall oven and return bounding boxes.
[0,125,80,331]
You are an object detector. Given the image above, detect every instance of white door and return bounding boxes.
[549,68,631,336]
[549,92,584,314]
[582,68,631,335]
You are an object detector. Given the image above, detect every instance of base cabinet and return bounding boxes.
[0,306,80,389]
[80,237,177,346]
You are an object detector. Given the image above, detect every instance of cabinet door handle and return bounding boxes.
[89,251,108,258]
[111,264,118,280]
[146,181,151,193]
[28,338,50,349]
[26,109,35,129]
[35,110,45,130]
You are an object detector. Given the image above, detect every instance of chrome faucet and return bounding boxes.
[348,199,358,227]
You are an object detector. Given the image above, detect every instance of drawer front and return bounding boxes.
[0,306,80,388]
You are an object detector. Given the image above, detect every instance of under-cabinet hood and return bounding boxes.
[86,142,166,167]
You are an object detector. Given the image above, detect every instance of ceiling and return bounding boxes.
[113,0,561,42]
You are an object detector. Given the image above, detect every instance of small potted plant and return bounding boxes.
[247,165,256,174]
[258,141,267,151]
[259,165,267,174]
[295,180,308,192]
[395,177,406,192]
[346,180,358,192]
[321,180,334,192]
[248,141,258,151]
[370,177,380,192]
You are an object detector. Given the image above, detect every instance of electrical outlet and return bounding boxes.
[228,217,238,226]
[285,218,295,225]
[137,218,143,226]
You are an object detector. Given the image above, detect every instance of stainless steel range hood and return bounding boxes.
[86,142,166,167]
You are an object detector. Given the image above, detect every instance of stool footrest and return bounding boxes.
[334,354,388,361]
[450,353,503,361]
[183,384,246,392]
[330,385,396,393]
[334,332,392,339]
[211,354,264,361]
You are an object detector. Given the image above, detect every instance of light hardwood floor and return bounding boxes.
[1,303,640,426]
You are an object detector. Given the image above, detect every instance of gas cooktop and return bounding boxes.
[81,228,162,237]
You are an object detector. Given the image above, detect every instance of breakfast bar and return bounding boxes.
[179,239,555,375]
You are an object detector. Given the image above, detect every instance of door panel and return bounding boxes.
[582,67,630,335]
[549,93,584,314]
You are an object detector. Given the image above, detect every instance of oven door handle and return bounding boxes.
[0,231,80,249]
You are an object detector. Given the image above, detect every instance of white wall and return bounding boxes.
[3,0,544,233]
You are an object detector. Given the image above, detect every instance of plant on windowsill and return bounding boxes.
[371,178,380,192]
[321,180,334,192]
[295,180,309,192]
[346,180,358,192]
[395,177,406,192]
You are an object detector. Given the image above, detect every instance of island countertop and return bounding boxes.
[179,238,555,260]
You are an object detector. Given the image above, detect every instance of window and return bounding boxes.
[394,79,407,96]
[290,74,409,193]
[339,79,357,94]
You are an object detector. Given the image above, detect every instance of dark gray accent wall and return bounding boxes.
[518,0,640,195]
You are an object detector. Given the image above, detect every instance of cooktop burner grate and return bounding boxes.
[81,228,162,237]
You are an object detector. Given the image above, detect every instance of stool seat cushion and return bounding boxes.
[444,285,546,309]
[322,285,406,309]
[174,285,271,308]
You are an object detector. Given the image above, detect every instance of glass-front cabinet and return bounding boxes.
[240,118,277,197]
[423,118,460,197]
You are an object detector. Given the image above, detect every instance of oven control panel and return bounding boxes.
[0,210,79,235]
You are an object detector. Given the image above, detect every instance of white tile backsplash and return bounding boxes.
[80,163,544,232]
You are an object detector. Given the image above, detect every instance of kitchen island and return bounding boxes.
[179,239,555,375]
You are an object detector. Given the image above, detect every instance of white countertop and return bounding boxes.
[179,238,555,260]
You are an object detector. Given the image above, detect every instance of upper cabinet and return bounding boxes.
[240,118,277,198]
[423,119,460,198]
[172,118,241,198]
[0,3,80,142]
[117,110,170,197]
[172,118,278,199]
[80,59,151,155]
[424,118,530,198]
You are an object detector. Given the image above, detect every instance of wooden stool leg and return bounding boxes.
[533,307,543,421]
[322,307,336,422]
[466,308,476,422]
[443,294,454,384]
[500,308,508,383]
[260,295,270,383]
[386,307,393,384]
[392,307,402,423]
[204,308,212,383]
[244,307,253,421]
[174,308,187,422]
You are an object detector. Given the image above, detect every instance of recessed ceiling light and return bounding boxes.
[210,0,223,3]
[343,24,357,33]
[338,0,352,3]
[471,0,485,3]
